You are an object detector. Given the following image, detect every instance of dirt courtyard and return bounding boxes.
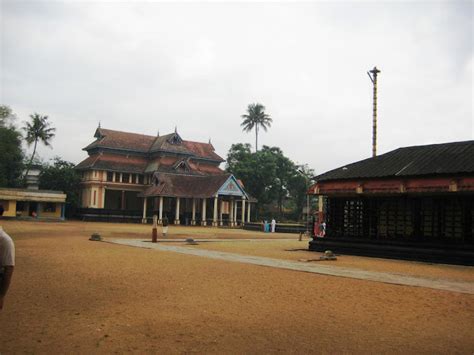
[1,220,473,354]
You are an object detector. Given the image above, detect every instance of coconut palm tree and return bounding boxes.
[241,103,272,152]
[23,113,56,183]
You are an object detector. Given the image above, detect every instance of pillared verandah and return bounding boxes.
[75,127,255,225]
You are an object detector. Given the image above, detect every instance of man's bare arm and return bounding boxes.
[0,266,14,297]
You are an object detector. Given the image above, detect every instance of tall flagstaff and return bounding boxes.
[367,66,381,157]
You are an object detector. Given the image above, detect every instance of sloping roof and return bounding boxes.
[83,128,224,162]
[75,154,148,173]
[84,128,156,153]
[140,173,231,198]
[76,153,226,176]
[315,141,474,182]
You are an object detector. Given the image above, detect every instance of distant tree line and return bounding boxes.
[0,105,80,216]
[226,143,314,222]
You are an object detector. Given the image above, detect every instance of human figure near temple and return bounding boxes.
[318,222,326,237]
[271,218,276,233]
[162,216,169,237]
[0,226,15,310]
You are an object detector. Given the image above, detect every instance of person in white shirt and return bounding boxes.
[0,226,15,310]
[271,218,276,233]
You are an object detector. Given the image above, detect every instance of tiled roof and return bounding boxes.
[76,154,225,176]
[140,173,231,198]
[84,129,155,153]
[83,128,224,162]
[75,154,148,173]
[316,140,474,182]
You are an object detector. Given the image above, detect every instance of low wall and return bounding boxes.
[243,222,307,234]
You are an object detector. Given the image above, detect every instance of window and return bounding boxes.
[138,175,144,184]
[122,173,130,183]
[43,203,56,213]
[114,173,120,182]
[107,172,113,182]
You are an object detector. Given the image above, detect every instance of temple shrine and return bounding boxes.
[309,140,474,264]
[76,127,254,225]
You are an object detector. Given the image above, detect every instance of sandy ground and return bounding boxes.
[1,220,473,354]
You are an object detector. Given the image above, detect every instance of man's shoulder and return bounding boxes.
[0,229,13,243]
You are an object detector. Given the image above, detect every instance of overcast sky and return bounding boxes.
[1,0,472,174]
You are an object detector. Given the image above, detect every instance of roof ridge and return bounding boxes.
[100,128,156,139]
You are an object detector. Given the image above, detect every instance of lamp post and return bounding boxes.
[367,66,381,158]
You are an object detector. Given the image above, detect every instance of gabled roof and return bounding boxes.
[315,140,474,182]
[140,173,233,198]
[83,128,224,162]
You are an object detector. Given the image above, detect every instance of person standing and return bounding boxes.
[0,226,15,310]
[271,218,276,233]
[162,216,169,237]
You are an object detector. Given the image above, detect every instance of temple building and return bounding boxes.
[308,141,474,265]
[75,127,254,225]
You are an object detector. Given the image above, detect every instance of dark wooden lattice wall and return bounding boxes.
[325,195,473,244]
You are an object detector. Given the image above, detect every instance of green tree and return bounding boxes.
[240,103,272,152]
[0,105,17,127]
[23,113,56,183]
[225,143,278,215]
[288,164,315,220]
[39,157,81,215]
[0,106,24,187]
[226,143,314,220]
[261,146,295,218]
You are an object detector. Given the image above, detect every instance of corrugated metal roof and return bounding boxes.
[315,140,474,182]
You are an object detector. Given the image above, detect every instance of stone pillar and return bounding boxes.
[229,198,234,227]
[247,202,251,222]
[191,198,196,225]
[174,197,180,225]
[101,187,106,209]
[233,200,238,226]
[142,197,147,223]
[241,198,246,225]
[212,196,218,226]
[159,196,163,224]
[201,198,207,226]
[219,199,224,226]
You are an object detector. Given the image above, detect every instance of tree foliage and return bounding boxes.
[226,143,314,221]
[240,103,273,152]
[23,113,56,182]
[39,157,81,212]
[0,105,24,187]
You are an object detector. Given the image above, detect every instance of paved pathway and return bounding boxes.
[106,238,474,295]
